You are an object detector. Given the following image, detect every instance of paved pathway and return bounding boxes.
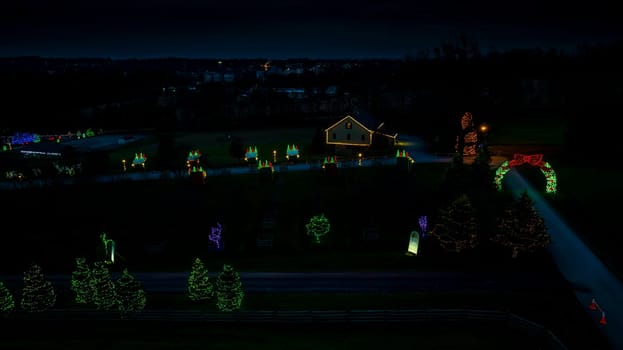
[505,171,622,350]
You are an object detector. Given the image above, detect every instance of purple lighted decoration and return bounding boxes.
[209,222,223,250]
[418,216,427,237]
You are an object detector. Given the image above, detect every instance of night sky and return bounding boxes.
[1,0,621,59]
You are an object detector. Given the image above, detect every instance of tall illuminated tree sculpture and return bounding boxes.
[491,191,551,258]
[90,261,118,310]
[115,268,146,317]
[70,257,93,305]
[188,257,213,302]
[21,263,56,313]
[0,281,15,316]
[305,214,331,244]
[429,194,479,252]
[215,264,244,312]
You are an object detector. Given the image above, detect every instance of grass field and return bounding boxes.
[1,120,614,350]
[0,321,553,350]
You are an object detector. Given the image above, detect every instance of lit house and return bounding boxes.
[324,112,397,152]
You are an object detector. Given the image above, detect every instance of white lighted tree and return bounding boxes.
[305,214,330,243]
[429,194,479,252]
[491,191,551,258]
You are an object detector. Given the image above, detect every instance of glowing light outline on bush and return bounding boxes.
[494,154,557,194]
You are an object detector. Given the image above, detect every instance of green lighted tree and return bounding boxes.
[215,264,244,312]
[429,194,479,252]
[90,261,118,310]
[187,257,213,302]
[305,213,331,243]
[70,257,93,305]
[0,281,15,316]
[491,191,551,258]
[21,263,56,313]
[115,268,146,317]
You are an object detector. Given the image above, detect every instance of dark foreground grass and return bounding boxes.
[0,320,554,350]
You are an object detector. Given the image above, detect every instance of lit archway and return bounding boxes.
[494,154,557,194]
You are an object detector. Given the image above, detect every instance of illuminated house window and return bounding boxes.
[332,133,336,139]
[346,134,351,140]
[345,122,352,129]
[361,134,365,141]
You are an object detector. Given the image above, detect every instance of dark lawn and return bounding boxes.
[0,321,551,350]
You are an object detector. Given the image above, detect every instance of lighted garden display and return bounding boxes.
[455,112,478,156]
[494,154,557,194]
[100,233,116,264]
[115,268,146,316]
[429,194,479,252]
[418,215,428,237]
[396,149,414,171]
[186,149,201,172]
[215,264,244,312]
[21,263,56,313]
[188,257,214,302]
[90,261,118,310]
[322,155,338,175]
[407,231,420,255]
[244,146,258,162]
[306,214,331,243]
[0,281,15,315]
[491,192,551,258]
[131,152,147,169]
[70,257,93,304]
[190,165,207,184]
[10,132,38,145]
[258,160,274,182]
[209,222,224,251]
[285,144,300,160]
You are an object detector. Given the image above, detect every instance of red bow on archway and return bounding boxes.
[508,153,545,167]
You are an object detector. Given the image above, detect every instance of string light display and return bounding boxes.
[305,214,331,243]
[285,144,300,160]
[244,146,258,161]
[491,192,551,258]
[209,223,224,251]
[115,268,146,316]
[131,153,147,169]
[70,257,93,304]
[215,264,244,312]
[188,257,213,302]
[21,263,56,313]
[0,281,15,315]
[429,194,479,252]
[494,154,557,193]
[90,261,118,310]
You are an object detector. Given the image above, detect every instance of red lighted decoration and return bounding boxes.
[495,153,557,194]
[600,312,607,325]
[588,297,607,325]
[508,153,545,167]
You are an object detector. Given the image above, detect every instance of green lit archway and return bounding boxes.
[494,154,557,194]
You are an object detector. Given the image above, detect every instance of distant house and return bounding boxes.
[324,112,397,152]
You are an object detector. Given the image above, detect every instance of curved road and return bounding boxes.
[505,171,623,350]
